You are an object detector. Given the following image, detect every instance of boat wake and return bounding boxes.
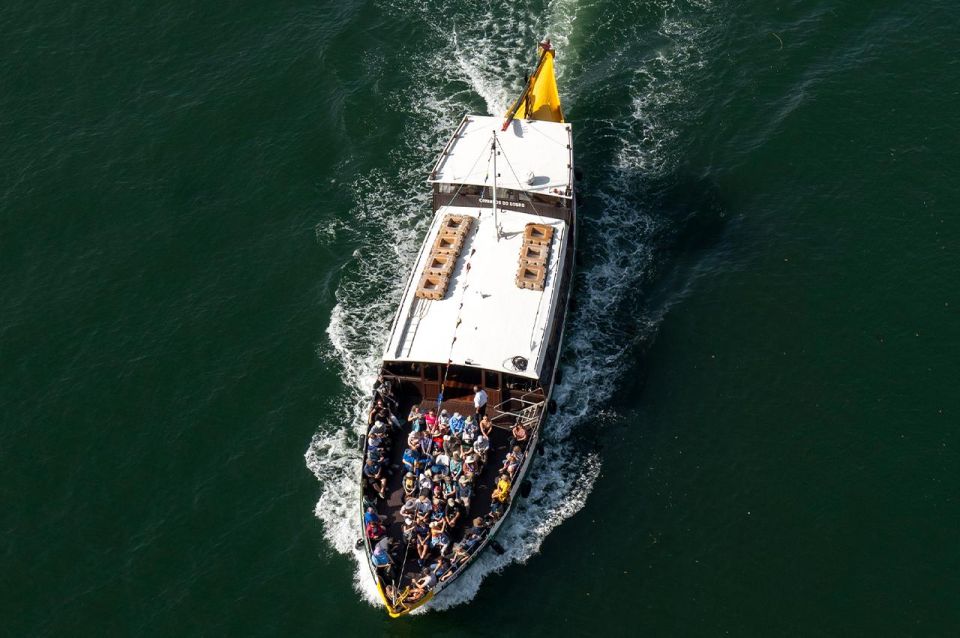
[305,0,718,612]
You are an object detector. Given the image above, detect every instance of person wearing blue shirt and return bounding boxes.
[363,506,382,526]
[372,537,393,578]
[449,412,465,436]
[363,458,387,499]
[368,445,385,463]
[402,447,419,472]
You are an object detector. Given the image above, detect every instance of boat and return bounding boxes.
[358,39,576,617]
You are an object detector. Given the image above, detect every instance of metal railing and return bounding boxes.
[490,390,544,428]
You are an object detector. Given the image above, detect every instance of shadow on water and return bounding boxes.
[567,170,731,450]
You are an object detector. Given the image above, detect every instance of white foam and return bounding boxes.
[306,0,718,613]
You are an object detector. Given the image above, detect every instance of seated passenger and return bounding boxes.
[431,556,454,582]
[363,506,384,527]
[369,419,388,437]
[367,429,385,447]
[430,497,446,522]
[428,519,451,555]
[363,459,387,499]
[417,470,433,493]
[442,434,461,457]
[414,520,430,544]
[371,539,393,576]
[400,496,417,519]
[449,451,464,480]
[374,535,391,554]
[457,475,473,509]
[367,399,384,426]
[501,445,525,477]
[414,494,432,523]
[441,475,457,501]
[415,532,431,568]
[472,434,490,462]
[444,498,462,528]
[407,405,424,432]
[419,434,434,456]
[462,454,478,479]
[461,416,478,445]
[432,451,450,475]
[367,445,386,465]
[479,415,493,437]
[449,542,470,565]
[461,518,486,550]
[402,447,420,473]
[492,473,512,504]
[402,471,417,496]
[510,421,529,448]
[371,400,399,431]
[466,517,486,537]
[407,430,422,450]
[448,412,465,437]
[365,518,386,541]
[401,517,416,543]
[410,569,438,598]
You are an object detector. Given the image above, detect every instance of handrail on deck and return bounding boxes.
[491,394,544,428]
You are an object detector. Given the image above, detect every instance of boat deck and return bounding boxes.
[371,394,522,590]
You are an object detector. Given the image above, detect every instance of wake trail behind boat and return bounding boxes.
[306,0,719,612]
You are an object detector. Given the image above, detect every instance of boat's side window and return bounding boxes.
[504,375,538,393]
[450,365,482,387]
[385,361,421,379]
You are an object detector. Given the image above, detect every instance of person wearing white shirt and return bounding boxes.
[473,385,488,419]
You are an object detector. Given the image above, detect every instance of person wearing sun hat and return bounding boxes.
[457,474,473,509]
[462,454,478,479]
[472,431,490,463]
[401,516,416,543]
[461,415,478,445]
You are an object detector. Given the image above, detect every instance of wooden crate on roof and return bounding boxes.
[516,263,546,291]
[441,214,473,236]
[432,231,464,255]
[518,242,549,267]
[425,252,456,278]
[523,223,554,245]
[415,272,449,300]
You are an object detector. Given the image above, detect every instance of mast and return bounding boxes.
[491,132,500,240]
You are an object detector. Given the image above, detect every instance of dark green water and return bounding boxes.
[3,0,959,635]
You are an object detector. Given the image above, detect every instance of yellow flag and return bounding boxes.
[514,48,564,123]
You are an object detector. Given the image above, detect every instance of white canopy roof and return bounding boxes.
[428,115,573,199]
[384,204,567,379]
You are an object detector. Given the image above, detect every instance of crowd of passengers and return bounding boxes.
[362,378,532,605]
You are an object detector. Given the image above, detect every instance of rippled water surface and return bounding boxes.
[3,0,958,635]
